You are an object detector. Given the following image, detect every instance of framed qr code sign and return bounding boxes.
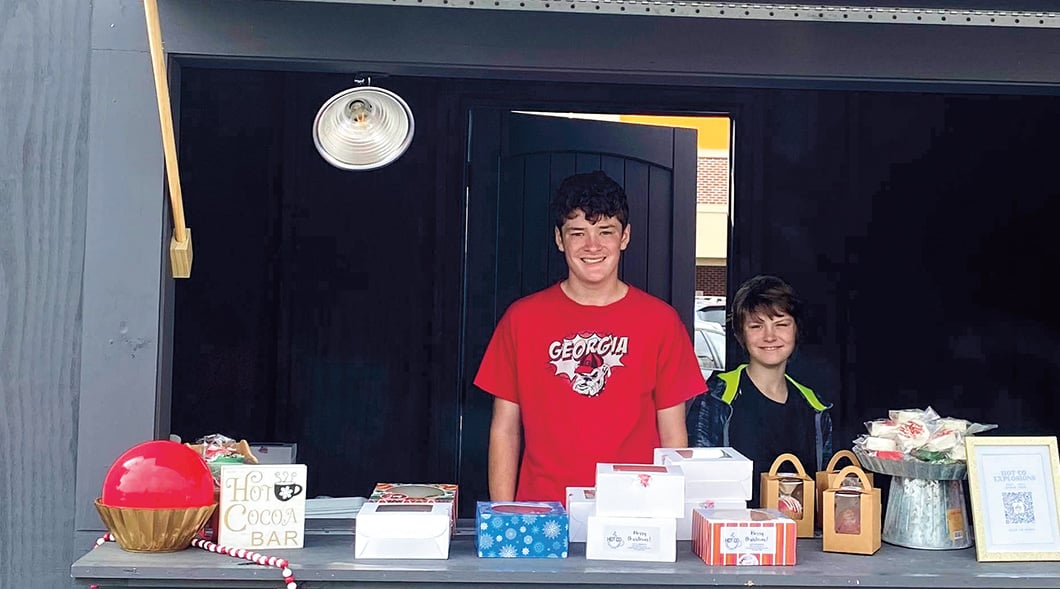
[966,436,1060,562]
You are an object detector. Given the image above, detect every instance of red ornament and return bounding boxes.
[101,440,215,508]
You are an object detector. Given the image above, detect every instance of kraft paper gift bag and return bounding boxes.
[815,449,874,527]
[822,465,881,555]
[760,453,815,538]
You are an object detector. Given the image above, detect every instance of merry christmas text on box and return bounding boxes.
[218,464,307,549]
[586,515,677,562]
[691,508,797,566]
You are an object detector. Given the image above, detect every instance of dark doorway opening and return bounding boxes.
[170,67,1060,518]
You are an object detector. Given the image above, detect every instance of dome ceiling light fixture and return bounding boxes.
[312,76,415,171]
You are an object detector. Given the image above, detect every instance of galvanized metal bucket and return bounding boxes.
[882,476,973,550]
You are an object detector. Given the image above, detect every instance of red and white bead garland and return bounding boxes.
[91,533,298,589]
[191,537,297,589]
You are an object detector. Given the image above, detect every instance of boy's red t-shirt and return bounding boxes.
[473,283,706,503]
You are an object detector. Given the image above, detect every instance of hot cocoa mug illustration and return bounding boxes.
[274,483,304,501]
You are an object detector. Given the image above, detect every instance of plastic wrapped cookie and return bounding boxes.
[777,478,804,520]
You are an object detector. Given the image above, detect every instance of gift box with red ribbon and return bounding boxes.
[594,463,684,518]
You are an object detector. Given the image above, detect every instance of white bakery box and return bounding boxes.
[677,497,747,541]
[565,486,596,543]
[653,447,753,500]
[594,463,684,518]
[354,502,451,559]
[586,515,677,562]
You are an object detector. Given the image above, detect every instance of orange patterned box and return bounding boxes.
[691,508,797,566]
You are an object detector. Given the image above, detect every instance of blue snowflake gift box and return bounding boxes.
[476,501,569,558]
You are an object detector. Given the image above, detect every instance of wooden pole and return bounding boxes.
[144,0,193,278]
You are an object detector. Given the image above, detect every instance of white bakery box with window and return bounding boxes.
[356,483,459,559]
[586,463,685,561]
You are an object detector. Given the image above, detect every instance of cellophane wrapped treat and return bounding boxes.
[852,407,996,479]
[187,434,258,481]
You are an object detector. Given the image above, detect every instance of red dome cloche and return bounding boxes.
[101,440,215,509]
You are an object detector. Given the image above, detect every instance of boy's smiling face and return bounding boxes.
[554,209,630,290]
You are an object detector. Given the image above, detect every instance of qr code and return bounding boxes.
[1002,492,1035,525]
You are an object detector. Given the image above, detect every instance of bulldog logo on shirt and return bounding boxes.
[548,333,628,397]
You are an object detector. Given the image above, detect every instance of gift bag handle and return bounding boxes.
[832,465,874,492]
[767,452,809,478]
[825,449,862,473]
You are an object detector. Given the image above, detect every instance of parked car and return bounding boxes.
[694,319,726,382]
[694,297,727,326]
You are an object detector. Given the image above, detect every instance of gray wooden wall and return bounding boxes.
[5,0,1060,587]
[2,0,167,586]
[1,1,91,586]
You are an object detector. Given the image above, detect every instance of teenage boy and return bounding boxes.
[474,170,705,503]
[686,275,833,506]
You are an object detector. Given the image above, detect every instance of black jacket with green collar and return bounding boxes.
[686,364,834,471]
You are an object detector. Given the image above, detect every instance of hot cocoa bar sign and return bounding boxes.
[219,464,307,548]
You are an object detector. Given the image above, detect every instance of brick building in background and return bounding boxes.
[695,152,729,296]
[620,115,731,298]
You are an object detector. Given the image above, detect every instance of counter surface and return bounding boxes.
[71,531,1060,588]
